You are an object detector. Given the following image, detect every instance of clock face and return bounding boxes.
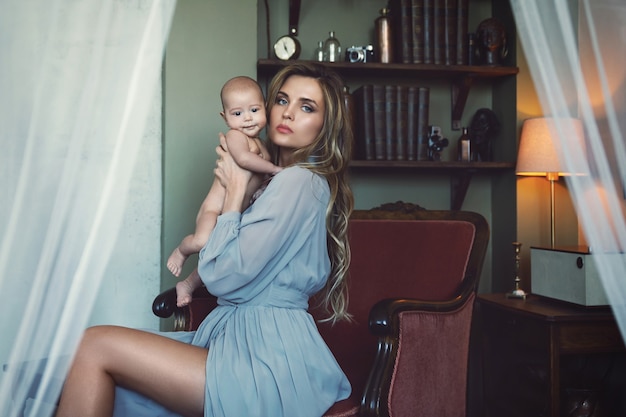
[274,35,300,60]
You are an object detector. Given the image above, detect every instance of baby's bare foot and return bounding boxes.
[167,247,187,277]
[176,279,195,307]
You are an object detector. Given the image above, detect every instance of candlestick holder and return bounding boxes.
[506,241,527,299]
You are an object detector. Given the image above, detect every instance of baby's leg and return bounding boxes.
[166,180,224,277]
[176,269,202,307]
[166,210,218,277]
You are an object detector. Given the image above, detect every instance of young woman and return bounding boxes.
[55,62,354,417]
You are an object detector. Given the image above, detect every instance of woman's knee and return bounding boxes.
[76,326,120,364]
[82,325,115,345]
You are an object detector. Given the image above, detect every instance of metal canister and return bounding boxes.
[375,8,394,63]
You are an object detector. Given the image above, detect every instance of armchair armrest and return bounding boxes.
[152,287,179,318]
[152,286,216,331]
[368,272,476,337]
[362,290,477,417]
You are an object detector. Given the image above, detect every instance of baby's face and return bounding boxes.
[222,89,267,138]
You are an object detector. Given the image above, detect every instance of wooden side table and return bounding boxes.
[476,293,626,417]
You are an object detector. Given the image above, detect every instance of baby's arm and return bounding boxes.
[225,129,281,175]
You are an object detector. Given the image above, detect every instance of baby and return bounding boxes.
[167,76,281,306]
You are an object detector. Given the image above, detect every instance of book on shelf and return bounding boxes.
[443,0,457,65]
[372,85,387,160]
[352,85,375,160]
[456,0,469,64]
[385,85,398,159]
[416,87,430,161]
[433,0,446,65]
[406,86,418,160]
[396,86,409,160]
[422,0,434,64]
[390,0,413,63]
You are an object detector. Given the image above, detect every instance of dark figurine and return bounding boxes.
[469,108,500,162]
[476,17,507,66]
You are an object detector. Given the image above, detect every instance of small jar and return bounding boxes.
[313,41,324,62]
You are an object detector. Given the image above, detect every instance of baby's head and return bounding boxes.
[220,76,267,138]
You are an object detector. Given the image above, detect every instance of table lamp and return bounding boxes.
[516,117,584,248]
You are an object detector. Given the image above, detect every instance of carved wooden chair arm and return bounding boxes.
[361,275,478,417]
[152,286,214,331]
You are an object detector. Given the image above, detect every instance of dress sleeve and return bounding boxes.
[197,166,329,300]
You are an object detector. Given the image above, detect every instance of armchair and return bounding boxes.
[153,202,489,417]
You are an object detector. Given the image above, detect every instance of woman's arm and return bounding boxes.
[198,166,329,300]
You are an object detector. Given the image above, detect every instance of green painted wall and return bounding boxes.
[162,0,258,309]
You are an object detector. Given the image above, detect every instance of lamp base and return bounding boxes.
[506,288,527,299]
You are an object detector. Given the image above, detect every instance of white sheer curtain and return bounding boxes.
[511,0,626,338]
[0,0,176,415]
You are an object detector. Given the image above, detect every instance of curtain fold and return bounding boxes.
[511,0,626,339]
[0,1,176,415]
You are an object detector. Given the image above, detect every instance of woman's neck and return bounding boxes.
[278,148,294,167]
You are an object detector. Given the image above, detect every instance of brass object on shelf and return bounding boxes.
[506,241,527,299]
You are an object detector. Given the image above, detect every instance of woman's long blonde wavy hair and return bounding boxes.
[265,63,354,323]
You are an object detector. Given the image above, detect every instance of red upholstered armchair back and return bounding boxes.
[310,207,488,416]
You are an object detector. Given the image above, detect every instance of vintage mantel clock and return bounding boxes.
[273,0,301,60]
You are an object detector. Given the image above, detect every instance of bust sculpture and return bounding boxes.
[476,17,507,66]
[469,108,500,162]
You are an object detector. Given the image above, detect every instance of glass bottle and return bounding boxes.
[323,31,341,62]
[468,33,478,65]
[457,127,471,161]
[313,41,324,62]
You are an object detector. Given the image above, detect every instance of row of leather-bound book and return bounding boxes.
[352,84,431,161]
[389,0,470,66]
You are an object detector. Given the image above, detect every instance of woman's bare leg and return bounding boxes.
[56,325,207,417]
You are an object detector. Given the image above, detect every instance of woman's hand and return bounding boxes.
[215,132,253,213]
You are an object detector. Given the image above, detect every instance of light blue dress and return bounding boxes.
[113,165,351,417]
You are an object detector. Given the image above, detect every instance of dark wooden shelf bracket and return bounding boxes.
[451,170,473,211]
[451,76,474,131]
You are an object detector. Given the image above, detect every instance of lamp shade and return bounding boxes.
[516,117,584,176]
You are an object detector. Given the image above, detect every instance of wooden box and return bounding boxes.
[530,246,613,306]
